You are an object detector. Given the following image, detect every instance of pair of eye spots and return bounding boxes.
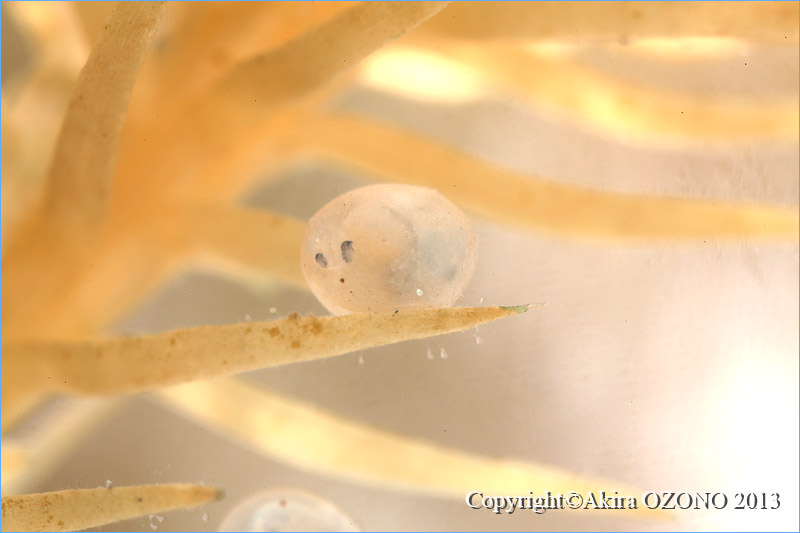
[315,240,354,268]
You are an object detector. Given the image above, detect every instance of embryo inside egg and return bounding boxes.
[301,184,477,315]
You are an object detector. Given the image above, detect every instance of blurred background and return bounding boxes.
[1,2,798,531]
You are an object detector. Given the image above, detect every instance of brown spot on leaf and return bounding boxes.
[268,327,280,337]
[291,340,301,349]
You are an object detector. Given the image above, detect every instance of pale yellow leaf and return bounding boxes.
[2,398,120,494]
[203,1,449,119]
[1,2,166,343]
[2,305,539,398]
[42,1,165,238]
[70,1,117,47]
[294,113,799,241]
[159,377,669,519]
[422,40,798,142]
[145,1,356,112]
[421,2,798,44]
[1,2,88,251]
[183,206,307,289]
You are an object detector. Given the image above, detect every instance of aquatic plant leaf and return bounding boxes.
[41,1,164,238]
[69,1,117,46]
[422,40,798,142]
[158,377,668,519]
[1,2,88,249]
[1,205,305,347]
[2,305,541,397]
[1,398,121,495]
[0,483,221,532]
[4,2,89,71]
[149,2,356,108]
[296,113,799,240]
[110,2,448,222]
[1,445,27,481]
[421,1,798,44]
[203,1,449,118]
[184,206,307,288]
[1,1,165,350]
[7,206,305,341]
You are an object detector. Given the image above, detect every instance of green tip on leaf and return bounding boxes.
[500,302,549,313]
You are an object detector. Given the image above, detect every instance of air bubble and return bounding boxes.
[301,184,477,315]
[149,514,164,530]
[218,490,358,532]
[244,314,252,322]
[426,346,434,360]
[358,355,364,365]
[440,347,448,359]
[269,308,277,314]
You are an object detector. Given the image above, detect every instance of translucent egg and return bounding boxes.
[218,490,358,532]
[301,184,477,314]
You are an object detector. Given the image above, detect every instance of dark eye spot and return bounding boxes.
[314,253,328,268]
[341,240,354,263]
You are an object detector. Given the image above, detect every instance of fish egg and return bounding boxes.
[301,184,477,314]
[218,490,357,532]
